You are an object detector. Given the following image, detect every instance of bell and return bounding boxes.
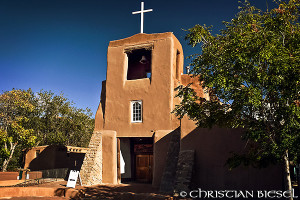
[139,55,148,64]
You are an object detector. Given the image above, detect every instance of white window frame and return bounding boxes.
[131,100,142,123]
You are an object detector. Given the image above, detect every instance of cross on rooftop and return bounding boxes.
[132,2,153,33]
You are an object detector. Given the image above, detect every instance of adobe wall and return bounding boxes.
[159,128,181,192]
[102,131,117,184]
[180,117,284,190]
[25,145,87,171]
[26,146,58,170]
[0,172,20,181]
[94,80,106,130]
[96,33,182,137]
[24,146,47,169]
[0,172,42,181]
[180,74,210,100]
[152,130,174,187]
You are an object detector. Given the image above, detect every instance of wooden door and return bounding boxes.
[135,154,153,182]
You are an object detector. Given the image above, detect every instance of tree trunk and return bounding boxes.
[284,150,293,200]
[2,143,17,172]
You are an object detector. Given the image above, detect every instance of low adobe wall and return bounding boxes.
[0,187,79,198]
[0,172,19,181]
[0,172,42,181]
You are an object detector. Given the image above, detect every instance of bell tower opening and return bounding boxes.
[126,48,152,80]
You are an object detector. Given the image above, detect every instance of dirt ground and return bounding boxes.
[0,181,176,200]
[0,197,69,200]
[75,183,174,200]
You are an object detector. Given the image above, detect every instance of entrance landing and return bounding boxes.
[0,181,172,200]
[0,180,24,187]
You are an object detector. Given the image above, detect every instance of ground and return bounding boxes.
[0,180,175,200]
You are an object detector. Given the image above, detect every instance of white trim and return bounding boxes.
[131,100,143,123]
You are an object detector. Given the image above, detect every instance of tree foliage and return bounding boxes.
[0,89,95,171]
[28,90,95,147]
[174,0,300,169]
[0,90,36,171]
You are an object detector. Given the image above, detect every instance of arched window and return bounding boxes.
[131,100,142,123]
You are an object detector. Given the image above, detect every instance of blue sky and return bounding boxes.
[0,0,278,116]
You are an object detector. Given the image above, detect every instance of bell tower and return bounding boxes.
[95,32,184,136]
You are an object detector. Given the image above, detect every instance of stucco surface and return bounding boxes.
[180,116,283,190]
[152,130,173,187]
[102,131,117,184]
[24,145,86,171]
[91,32,284,190]
[181,74,210,100]
[95,33,183,137]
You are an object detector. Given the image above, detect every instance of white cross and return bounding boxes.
[132,2,153,33]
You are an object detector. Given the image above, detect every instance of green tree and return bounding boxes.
[174,0,300,196]
[29,90,94,147]
[0,89,95,171]
[0,90,36,172]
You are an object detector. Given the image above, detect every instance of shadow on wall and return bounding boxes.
[28,145,85,172]
[181,127,284,191]
[153,128,180,187]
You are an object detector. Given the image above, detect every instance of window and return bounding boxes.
[126,49,152,80]
[131,101,142,123]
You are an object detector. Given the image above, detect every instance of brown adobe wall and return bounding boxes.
[23,145,48,169]
[101,131,117,184]
[96,33,183,137]
[25,146,56,170]
[152,130,176,187]
[180,74,210,100]
[159,128,181,193]
[0,171,42,181]
[0,172,20,181]
[180,116,284,190]
[0,187,79,198]
[177,74,283,190]
[95,80,106,130]
[25,145,86,172]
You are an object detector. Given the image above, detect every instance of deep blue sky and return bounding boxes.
[0,0,278,116]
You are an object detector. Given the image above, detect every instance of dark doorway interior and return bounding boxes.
[132,138,153,183]
[135,154,153,182]
[119,137,153,183]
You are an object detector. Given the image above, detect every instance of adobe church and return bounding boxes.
[79,2,283,192]
[79,31,283,192]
